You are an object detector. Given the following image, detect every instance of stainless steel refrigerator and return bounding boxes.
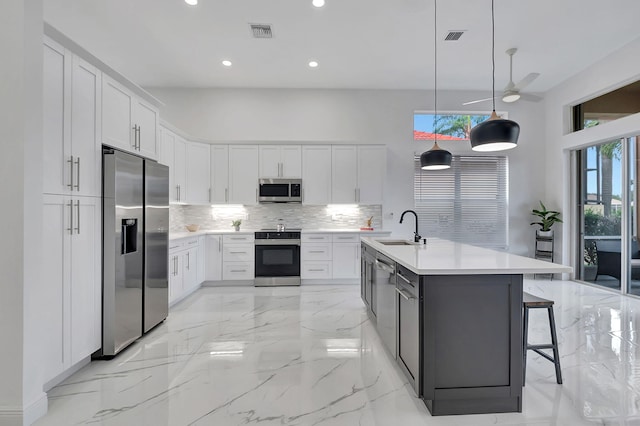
[98,147,169,358]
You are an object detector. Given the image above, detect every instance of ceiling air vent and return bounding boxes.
[250,24,273,39]
[444,30,465,41]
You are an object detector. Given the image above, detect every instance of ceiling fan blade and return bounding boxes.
[514,72,540,91]
[462,97,493,106]
[519,93,542,102]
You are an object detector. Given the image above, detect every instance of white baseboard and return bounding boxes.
[0,392,48,426]
[44,356,91,392]
[301,279,359,285]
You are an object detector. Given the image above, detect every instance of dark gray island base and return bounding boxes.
[421,274,522,415]
[358,238,565,416]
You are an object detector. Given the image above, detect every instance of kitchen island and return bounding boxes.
[360,237,572,416]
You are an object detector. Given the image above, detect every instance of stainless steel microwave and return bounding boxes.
[258,179,302,203]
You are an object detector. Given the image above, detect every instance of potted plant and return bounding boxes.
[530,201,563,237]
[232,219,242,231]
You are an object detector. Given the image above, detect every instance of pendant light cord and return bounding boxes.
[491,0,496,112]
[433,0,438,145]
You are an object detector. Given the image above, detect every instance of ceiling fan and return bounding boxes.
[463,48,541,105]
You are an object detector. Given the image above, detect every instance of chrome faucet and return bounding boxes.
[400,210,421,243]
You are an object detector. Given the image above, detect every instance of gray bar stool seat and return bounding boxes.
[523,291,562,384]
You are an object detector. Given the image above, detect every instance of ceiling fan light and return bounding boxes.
[420,142,452,170]
[502,90,520,103]
[470,115,520,152]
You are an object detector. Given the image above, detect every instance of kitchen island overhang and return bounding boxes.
[360,237,572,416]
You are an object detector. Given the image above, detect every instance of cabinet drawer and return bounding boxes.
[301,243,332,261]
[223,263,254,280]
[223,244,254,262]
[169,240,185,252]
[332,233,360,243]
[301,261,332,279]
[184,237,199,247]
[302,233,332,243]
[223,234,255,243]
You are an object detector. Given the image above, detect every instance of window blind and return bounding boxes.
[414,155,508,249]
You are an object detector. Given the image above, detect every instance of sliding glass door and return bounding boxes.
[576,137,640,295]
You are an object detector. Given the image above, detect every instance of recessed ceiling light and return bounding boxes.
[308,61,319,68]
[185,0,197,5]
[312,0,326,7]
[222,60,232,67]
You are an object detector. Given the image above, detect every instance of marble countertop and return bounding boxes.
[361,237,573,276]
[170,228,391,241]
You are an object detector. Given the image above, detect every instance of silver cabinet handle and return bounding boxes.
[231,269,246,273]
[357,188,361,203]
[137,125,141,150]
[395,287,413,300]
[308,237,324,240]
[208,188,211,203]
[67,200,74,235]
[225,188,228,202]
[309,250,325,253]
[309,269,324,272]
[75,200,80,234]
[175,256,178,276]
[229,251,246,254]
[355,188,358,202]
[397,273,413,285]
[302,186,305,203]
[75,157,80,191]
[218,238,222,252]
[178,185,181,201]
[132,125,137,150]
[256,187,258,202]
[67,155,74,190]
[186,252,190,269]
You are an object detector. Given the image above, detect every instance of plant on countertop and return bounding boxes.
[530,201,563,232]
[231,219,242,227]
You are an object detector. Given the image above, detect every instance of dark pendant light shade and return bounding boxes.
[419,0,451,171]
[470,111,520,152]
[421,142,452,170]
[469,0,520,152]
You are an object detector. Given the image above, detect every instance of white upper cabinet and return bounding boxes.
[302,145,332,205]
[134,99,159,160]
[102,75,133,152]
[210,145,229,204]
[259,145,301,178]
[331,146,358,203]
[159,127,177,202]
[173,136,187,203]
[357,145,386,204]
[330,145,386,204]
[185,141,210,205]
[43,39,101,197]
[229,145,259,205]
[102,74,158,159]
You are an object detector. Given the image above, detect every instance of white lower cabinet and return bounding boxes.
[42,194,101,382]
[168,237,201,305]
[332,234,361,280]
[205,235,223,281]
[197,236,206,284]
[222,234,255,280]
[301,234,333,279]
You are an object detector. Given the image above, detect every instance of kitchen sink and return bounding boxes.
[376,239,417,246]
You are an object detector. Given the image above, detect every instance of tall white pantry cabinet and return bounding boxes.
[42,37,102,383]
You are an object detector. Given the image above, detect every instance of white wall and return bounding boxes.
[544,36,640,270]
[0,0,45,424]
[149,87,546,255]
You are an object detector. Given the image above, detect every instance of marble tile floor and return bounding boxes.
[34,279,640,426]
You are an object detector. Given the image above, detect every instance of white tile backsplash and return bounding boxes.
[170,204,382,232]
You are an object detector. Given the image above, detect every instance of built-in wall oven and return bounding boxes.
[255,230,301,286]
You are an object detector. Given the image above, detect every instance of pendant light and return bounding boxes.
[420,0,452,170]
[469,0,520,152]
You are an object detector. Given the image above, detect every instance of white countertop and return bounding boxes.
[362,237,573,276]
[170,229,391,241]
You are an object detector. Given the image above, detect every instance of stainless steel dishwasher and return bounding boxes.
[375,252,397,359]
[396,264,420,394]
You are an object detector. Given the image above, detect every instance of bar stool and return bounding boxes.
[523,292,562,384]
